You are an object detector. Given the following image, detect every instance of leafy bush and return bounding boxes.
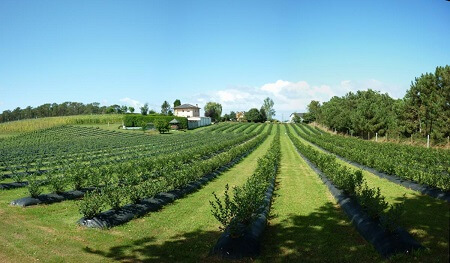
[211,125,280,236]
[79,190,104,219]
[154,119,170,134]
[357,184,388,219]
[381,201,405,232]
[123,114,187,129]
[287,124,407,231]
[102,185,123,210]
[27,174,42,198]
[47,172,68,194]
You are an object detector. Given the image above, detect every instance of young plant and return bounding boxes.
[102,185,123,210]
[357,184,388,219]
[47,171,68,194]
[27,174,42,198]
[79,190,104,219]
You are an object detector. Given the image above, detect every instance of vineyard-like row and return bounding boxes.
[294,124,450,191]
[0,122,447,262]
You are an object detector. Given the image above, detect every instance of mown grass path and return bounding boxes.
[293,125,450,262]
[259,125,380,262]
[0,128,273,262]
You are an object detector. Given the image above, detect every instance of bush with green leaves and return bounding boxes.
[47,171,68,194]
[27,174,42,198]
[154,119,170,134]
[79,190,104,219]
[287,124,406,232]
[101,185,124,210]
[211,125,280,236]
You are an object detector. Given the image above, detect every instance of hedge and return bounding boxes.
[123,114,188,129]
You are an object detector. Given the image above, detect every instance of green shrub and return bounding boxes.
[102,185,123,210]
[154,119,170,134]
[27,174,42,198]
[79,190,104,218]
[357,184,388,219]
[47,172,68,194]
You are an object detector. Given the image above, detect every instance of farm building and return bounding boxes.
[289,112,305,123]
[236,111,245,122]
[174,103,211,129]
[174,104,200,118]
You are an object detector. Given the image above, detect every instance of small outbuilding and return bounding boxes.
[169,118,180,130]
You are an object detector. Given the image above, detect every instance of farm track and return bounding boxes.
[0,126,274,262]
[292,125,450,262]
[260,125,379,262]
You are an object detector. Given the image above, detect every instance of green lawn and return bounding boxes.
[259,125,380,262]
[0,126,274,262]
[293,125,450,262]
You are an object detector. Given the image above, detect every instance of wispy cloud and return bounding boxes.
[119,97,143,109]
[188,78,405,120]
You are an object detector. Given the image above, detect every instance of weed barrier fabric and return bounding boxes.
[211,170,277,259]
[0,181,28,190]
[295,148,424,258]
[309,142,450,202]
[10,187,95,207]
[78,148,258,229]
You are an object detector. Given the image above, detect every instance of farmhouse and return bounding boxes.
[174,104,200,118]
[174,103,211,129]
[236,111,245,122]
[289,112,305,123]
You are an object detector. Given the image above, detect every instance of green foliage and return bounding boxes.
[161,101,171,115]
[261,97,275,121]
[47,171,68,194]
[245,108,263,122]
[295,123,450,191]
[287,124,406,231]
[102,185,123,210]
[357,184,388,219]
[204,102,222,122]
[173,99,181,108]
[123,114,187,129]
[211,125,280,236]
[381,201,405,232]
[292,114,302,123]
[78,190,104,218]
[154,119,170,133]
[140,103,149,115]
[27,174,42,198]
[308,65,449,141]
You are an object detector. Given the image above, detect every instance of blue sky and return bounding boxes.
[0,0,449,120]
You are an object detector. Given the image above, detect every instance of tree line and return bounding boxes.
[0,102,118,123]
[303,65,449,141]
[0,99,186,123]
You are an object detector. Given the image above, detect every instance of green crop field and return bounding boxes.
[0,122,448,262]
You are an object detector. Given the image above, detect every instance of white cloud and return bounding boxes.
[336,79,405,99]
[188,78,404,120]
[119,97,143,109]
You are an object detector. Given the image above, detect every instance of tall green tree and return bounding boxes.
[140,103,149,115]
[261,97,275,121]
[304,100,321,123]
[173,99,181,108]
[204,102,222,122]
[161,101,171,115]
[245,108,261,122]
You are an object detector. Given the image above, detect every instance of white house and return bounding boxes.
[174,104,200,118]
[289,112,305,123]
[174,103,211,129]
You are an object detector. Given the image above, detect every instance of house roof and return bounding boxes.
[174,104,200,109]
[290,112,305,117]
[169,118,180,124]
